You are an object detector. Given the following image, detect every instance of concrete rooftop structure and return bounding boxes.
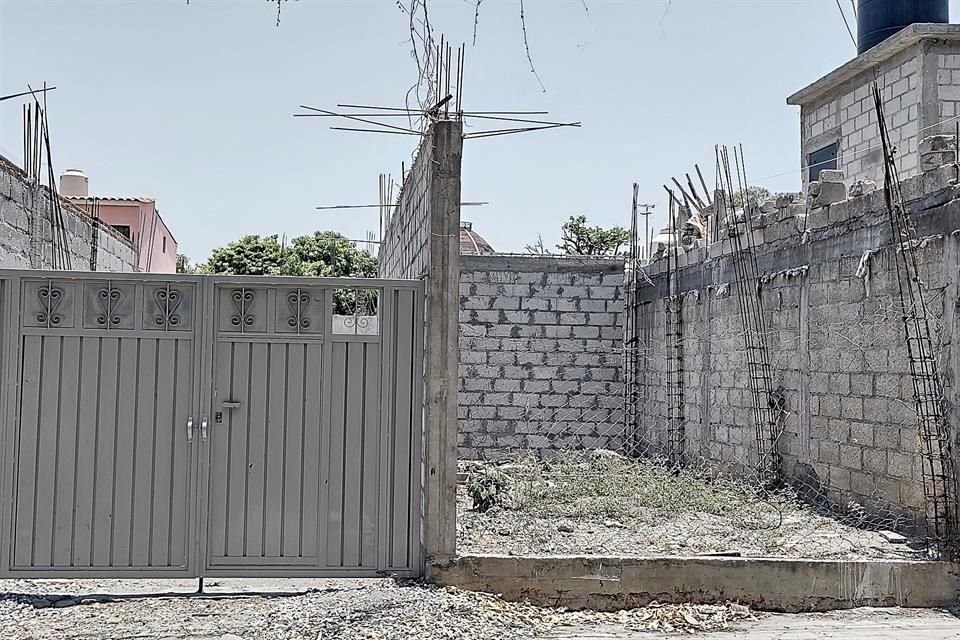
[788,23,960,189]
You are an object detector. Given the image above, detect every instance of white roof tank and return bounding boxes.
[59,169,88,198]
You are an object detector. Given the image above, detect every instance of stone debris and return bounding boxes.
[879,530,908,544]
[818,169,846,184]
[808,173,848,209]
[759,198,779,214]
[848,179,878,197]
[455,593,757,636]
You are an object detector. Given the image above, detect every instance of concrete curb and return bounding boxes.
[429,554,960,612]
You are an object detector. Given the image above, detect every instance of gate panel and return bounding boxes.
[205,284,324,568]
[324,340,382,569]
[8,276,201,575]
[377,287,423,573]
[2,273,423,579]
[206,340,323,564]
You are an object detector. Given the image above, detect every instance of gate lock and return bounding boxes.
[217,400,242,424]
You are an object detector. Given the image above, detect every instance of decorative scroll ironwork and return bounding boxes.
[341,315,373,333]
[95,285,122,327]
[154,286,183,330]
[333,287,380,335]
[230,289,256,330]
[36,283,64,327]
[286,290,311,331]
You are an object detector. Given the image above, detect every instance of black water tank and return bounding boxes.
[857,0,948,54]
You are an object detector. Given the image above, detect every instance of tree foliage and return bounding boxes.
[203,232,376,278]
[731,186,772,208]
[557,215,630,256]
[202,232,378,313]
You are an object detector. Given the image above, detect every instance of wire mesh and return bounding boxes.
[457,237,955,560]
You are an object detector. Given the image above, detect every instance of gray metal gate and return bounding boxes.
[0,272,424,578]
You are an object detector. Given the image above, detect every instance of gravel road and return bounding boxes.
[548,607,960,639]
[2,578,954,639]
[0,577,753,639]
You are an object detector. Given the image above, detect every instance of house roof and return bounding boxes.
[66,194,177,244]
[787,23,960,107]
[459,221,495,255]
[0,154,135,249]
[65,195,155,203]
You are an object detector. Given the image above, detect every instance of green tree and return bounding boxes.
[202,232,378,313]
[204,234,287,275]
[557,215,630,256]
[287,231,377,279]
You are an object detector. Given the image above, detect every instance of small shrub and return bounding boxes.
[467,465,509,513]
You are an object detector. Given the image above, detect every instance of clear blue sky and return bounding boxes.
[2,0,956,261]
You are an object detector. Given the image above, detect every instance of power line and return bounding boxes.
[316,201,489,210]
[755,109,960,183]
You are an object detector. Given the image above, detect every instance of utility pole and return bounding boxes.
[637,203,655,262]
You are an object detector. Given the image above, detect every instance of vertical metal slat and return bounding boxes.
[91,338,119,567]
[13,336,42,567]
[72,336,101,567]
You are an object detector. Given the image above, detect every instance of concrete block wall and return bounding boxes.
[0,155,136,272]
[630,165,960,526]
[800,46,920,188]
[458,254,625,460]
[378,120,463,563]
[377,145,432,280]
[936,51,960,128]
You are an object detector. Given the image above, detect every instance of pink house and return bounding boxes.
[60,170,178,273]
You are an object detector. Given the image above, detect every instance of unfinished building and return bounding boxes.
[0,155,136,272]
[626,21,960,554]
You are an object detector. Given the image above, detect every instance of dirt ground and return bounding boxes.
[457,455,927,559]
[456,486,923,558]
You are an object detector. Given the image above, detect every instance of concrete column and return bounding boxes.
[424,120,463,568]
[799,275,811,464]
[700,283,712,459]
[941,233,960,519]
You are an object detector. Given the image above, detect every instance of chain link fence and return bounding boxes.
[455,247,953,560]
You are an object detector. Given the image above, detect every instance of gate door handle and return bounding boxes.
[186,417,194,443]
[200,417,209,441]
[222,401,241,409]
